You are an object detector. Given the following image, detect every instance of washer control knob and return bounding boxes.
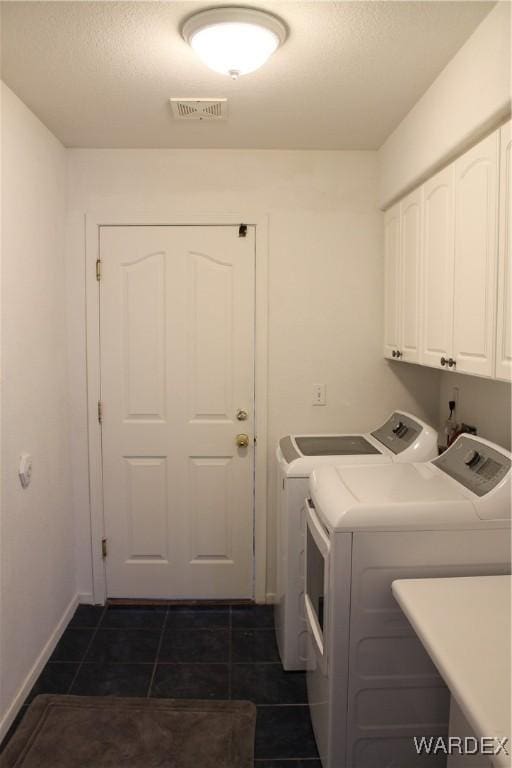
[464,449,480,468]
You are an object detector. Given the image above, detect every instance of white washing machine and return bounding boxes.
[275,411,438,671]
[304,434,511,768]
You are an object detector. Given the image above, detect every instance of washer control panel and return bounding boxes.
[433,436,511,497]
[371,412,421,454]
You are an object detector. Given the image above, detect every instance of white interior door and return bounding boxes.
[453,131,499,377]
[421,165,455,369]
[99,225,255,599]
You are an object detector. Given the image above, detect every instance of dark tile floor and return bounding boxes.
[1,603,321,766]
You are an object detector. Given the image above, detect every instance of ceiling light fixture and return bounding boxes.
[182,7,286,80]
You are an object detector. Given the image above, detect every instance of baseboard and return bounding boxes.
[77,592,94,605]
[265,592,276,604]
[0,592,79,743]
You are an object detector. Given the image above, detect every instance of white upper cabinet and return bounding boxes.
[421,165,455,369]
[452,131,499,377]
[384,124,507,381]
[383,193,422,363]
[496,120,512,381]
[400,188,422,363]
[383,203,401,359]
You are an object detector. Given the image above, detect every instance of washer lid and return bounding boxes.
[310,463,477,531]
[337,463,466,502]
[277,411,438,476]
[294,435,380,456]
[277,433,391,477]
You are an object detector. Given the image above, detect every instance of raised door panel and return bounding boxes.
[400,189,422,363]
[188,251,233,421]
[453,131,499,377]
[123,253,166,420]
[189,457,233,562]
[383,203,401,360]
[421,166,455,368]
[124,457,168,562]
[496,121,512,381]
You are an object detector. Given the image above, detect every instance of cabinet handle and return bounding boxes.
[392,350,397,358]
[448,358,456,368]
[395,350,403,359]
[440,356,447,367]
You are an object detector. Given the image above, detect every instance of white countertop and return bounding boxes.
[392,575,511,768]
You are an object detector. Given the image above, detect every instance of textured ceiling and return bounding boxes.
[0,0,494,149]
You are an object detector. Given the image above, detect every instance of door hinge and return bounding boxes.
[96,258,102,281]
[238,223,247,238]
[101,538,108,558]
[97,400,103,424]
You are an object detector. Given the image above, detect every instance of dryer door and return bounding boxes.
[305,497,330,672]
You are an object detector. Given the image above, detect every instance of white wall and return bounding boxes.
[378,1,511,209]
[67,148,441,600]
[377,1,511,453]
[439,372,511,451]
[0,84,76,737]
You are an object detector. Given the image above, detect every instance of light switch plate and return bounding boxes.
[19,453,33,488]
[312,384,326,406]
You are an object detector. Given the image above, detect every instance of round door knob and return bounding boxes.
[448,358,456,368]
[440,356,447,366]
[392,350,397,358]
[395,350,402,359]
[236,433,250,448]
[236,409,248,421]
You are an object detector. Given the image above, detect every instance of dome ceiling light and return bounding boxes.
[182,7,287,80]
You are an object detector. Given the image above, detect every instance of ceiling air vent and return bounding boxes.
[170,98,227,121]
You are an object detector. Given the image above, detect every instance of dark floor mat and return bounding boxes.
[1,694,256,768]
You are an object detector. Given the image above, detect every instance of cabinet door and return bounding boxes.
[383,203,401,359]
[421,166,455,368]
[400,188,422,362]
[496,121,512,381]
[453,131,499,377]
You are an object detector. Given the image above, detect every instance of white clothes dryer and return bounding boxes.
[275,411,438,670]
[304,434,511,768]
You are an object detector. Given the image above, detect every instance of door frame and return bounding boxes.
[85,212,269,604]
